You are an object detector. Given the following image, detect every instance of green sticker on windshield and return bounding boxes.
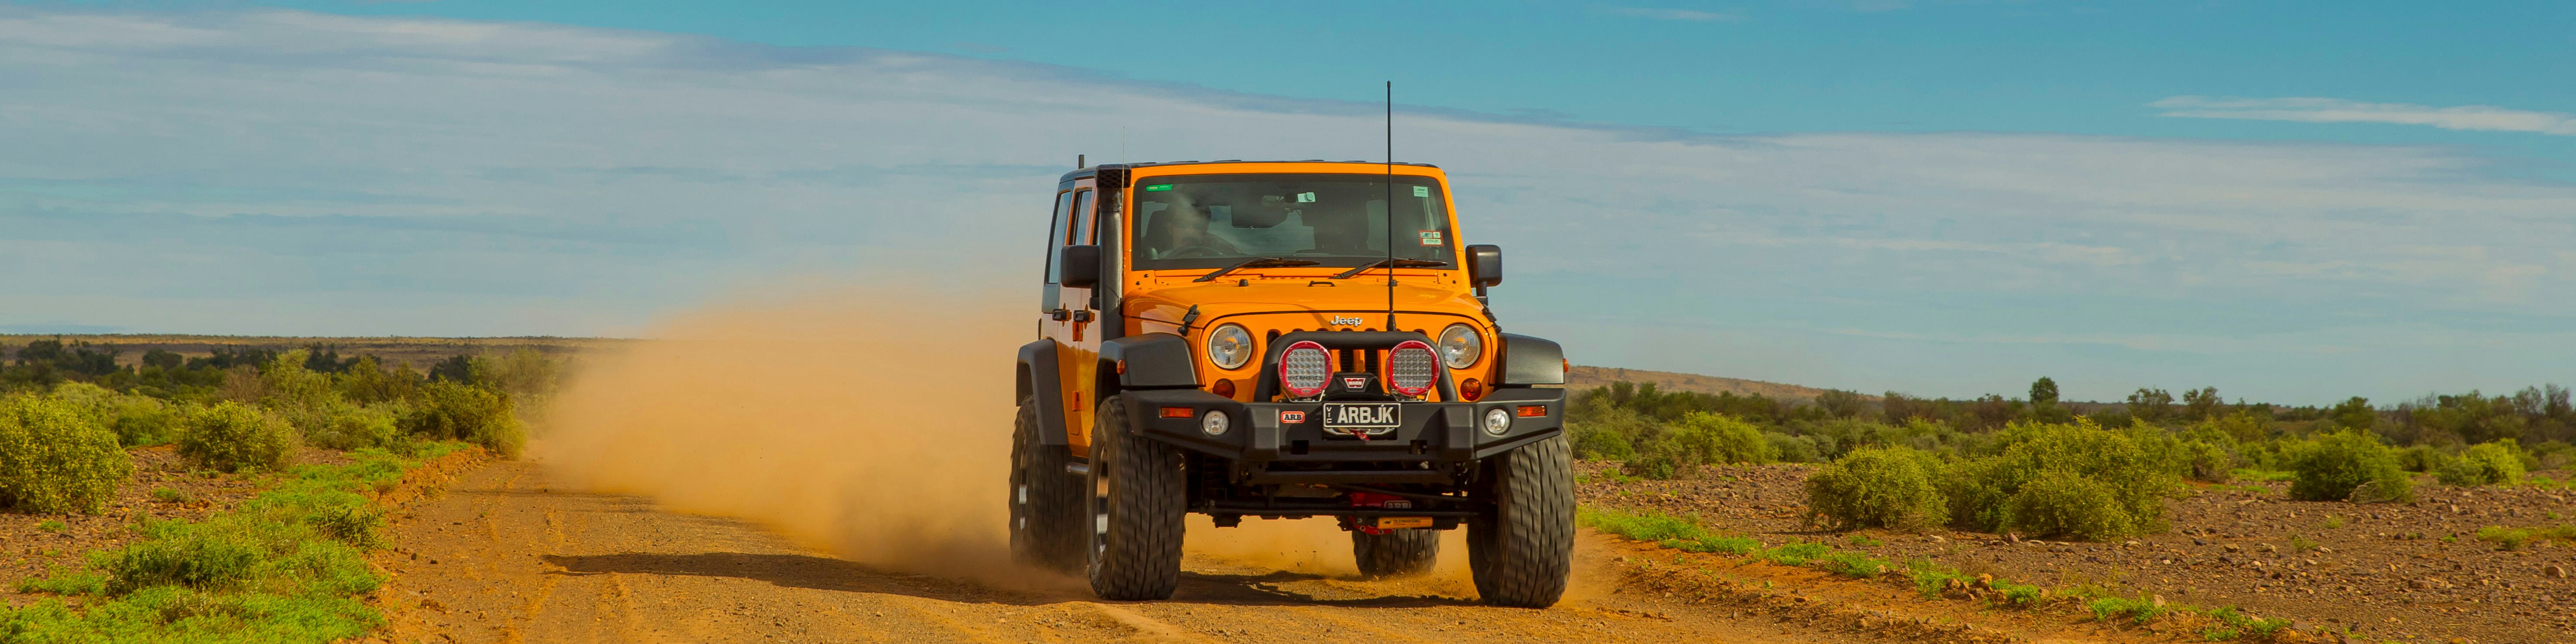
[1412,185,1430,198]
[1144,184,1174,192]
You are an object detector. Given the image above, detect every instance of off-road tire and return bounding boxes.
[1085,395,1185,600]
[1010,396,1085,571]
[1467,434,1574,608]
[1352,529,1441,578]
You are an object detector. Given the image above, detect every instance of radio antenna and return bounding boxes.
[1384,81,1397,331]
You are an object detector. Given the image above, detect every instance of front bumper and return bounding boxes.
[1116,386,1565,466]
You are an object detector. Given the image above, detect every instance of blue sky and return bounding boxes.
[1,1,2571,404]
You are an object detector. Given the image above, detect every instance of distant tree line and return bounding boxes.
[0,337,547,404]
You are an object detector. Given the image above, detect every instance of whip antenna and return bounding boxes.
[1384,81,1397,331]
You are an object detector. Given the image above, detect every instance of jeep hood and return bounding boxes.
[1123,278,1489,331]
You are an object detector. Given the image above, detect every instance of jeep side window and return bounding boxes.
[1069,190,1096,244]
[1044,190,1075,284]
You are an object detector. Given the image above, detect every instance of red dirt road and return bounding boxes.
[364,460,2206,644]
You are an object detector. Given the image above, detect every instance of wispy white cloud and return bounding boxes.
[2151,96,2576,136]
[1610,7,1745,21]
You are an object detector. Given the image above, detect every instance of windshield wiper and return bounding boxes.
[1196,257,1321,282]
[1331,258,1451,279]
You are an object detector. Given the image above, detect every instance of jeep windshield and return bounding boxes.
[1130,173,1455,272]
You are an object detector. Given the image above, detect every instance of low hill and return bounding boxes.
[0,334,631,368]
[1565,365,1851,401]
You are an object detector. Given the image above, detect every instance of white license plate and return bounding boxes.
[1322,402,1400,429]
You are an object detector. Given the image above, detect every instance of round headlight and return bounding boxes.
[1206,324,1253,370]
[1201,410,1232,436]
[1438,324,1482,369]
[1482,407,1513,436]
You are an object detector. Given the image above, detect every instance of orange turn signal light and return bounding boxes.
[1210,378,1236,398]
[1516,405,1547,418]
[1459,378,1484,401]
[1159,407,1194,418]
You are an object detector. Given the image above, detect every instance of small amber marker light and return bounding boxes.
[1516,405,1547,418]
[1159,407,1193,418]
[1459,378,1484,401]
[1210,378,1236,398]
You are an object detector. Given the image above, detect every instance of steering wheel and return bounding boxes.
[1163,243,1231,259]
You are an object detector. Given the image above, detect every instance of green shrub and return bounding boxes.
[1570,423,1636,460]
[1669,412,1776,464]
[2395,445,2447,473]
[2437,441,2525,487]
[399,381,524,457]
[1805,446,1948,531]
[1621,412,1778,479]
[2530,440,2575,470]
[2286,431,2413,502]
[0,394,136,514]
[1621,439,1687,479]
[2003,470,2143,541]
[301,403,402,451]
[49,383,186,447]
[177,402,298,473]
[1766,432,1823,463]
[1940,420,2178,540]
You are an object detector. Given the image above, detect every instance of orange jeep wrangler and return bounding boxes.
[1011,160,1571,606]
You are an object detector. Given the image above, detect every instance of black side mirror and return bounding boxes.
[1466,244,1502,288]
[1058,244,1101,289]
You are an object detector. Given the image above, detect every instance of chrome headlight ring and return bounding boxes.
[1438,324,1482,369]
[1205,324,1254,370]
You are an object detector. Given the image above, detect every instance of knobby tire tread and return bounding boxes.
[1352,529,1441,578]
[1469,434,1573,607]
[1010,396,1084,571]
[1089,395,1184,600]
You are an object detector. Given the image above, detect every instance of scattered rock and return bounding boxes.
[2546,565,2568,579]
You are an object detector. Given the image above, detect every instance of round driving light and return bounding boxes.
[1278,341,1333,398]
[1384,340,1438,397]
[1482,407,1513,436]
[1439,324,1482,369]
[1201,410,1231,436]
[1206,324,1253,370]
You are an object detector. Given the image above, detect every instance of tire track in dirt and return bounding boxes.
[361,460,2202,644]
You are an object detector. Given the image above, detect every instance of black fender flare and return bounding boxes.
[1016,339,1068,446]
[1496,333,1566,386]
[1100,333,1199,393]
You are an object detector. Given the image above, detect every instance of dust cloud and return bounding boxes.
[540,285,1027,581]
[538,283,1507,594]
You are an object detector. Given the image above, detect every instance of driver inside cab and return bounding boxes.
[1143,202,1249,259]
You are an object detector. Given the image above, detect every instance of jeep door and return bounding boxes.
[1040,178,1103,453]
